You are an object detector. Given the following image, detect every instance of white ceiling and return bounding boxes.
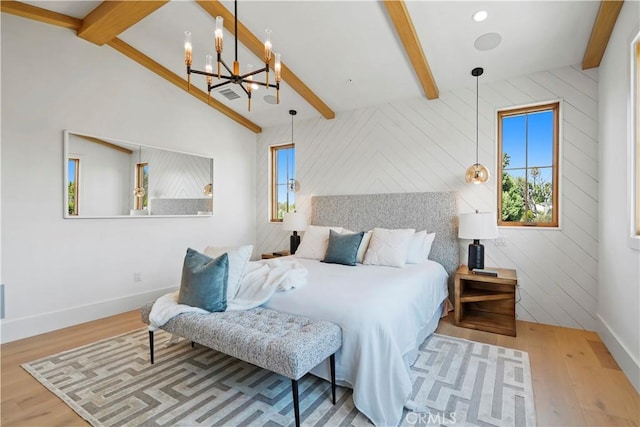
[24,0,601,128]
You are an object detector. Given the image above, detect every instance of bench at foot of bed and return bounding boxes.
[141,303,342,427]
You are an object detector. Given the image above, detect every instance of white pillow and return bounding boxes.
[356,230,373,263]
[295,225,343,260]
[363,228,415,268]
[203,244,253,300]
[406,231,436,264]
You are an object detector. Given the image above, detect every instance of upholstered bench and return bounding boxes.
[140,302,342,427]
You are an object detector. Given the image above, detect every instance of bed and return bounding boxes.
[263,192,459,426]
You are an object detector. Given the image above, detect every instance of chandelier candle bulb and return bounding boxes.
[205,55,213,84]
[214,17,223,53]
[264,29,272,62]
[274,53,281,82]
[184,31,192,66]
[184,31,192,90]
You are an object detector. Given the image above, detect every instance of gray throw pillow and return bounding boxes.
[322,230,365,266]
[178,248,228,312]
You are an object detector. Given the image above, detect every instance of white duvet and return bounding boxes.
[263,257,449,427]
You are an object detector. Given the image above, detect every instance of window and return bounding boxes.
[497,102,559,227]
[270,143,295,222]
[68,158,79,215]
[135,162,148,210]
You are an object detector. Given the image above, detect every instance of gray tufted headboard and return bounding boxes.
[310,192,459,279]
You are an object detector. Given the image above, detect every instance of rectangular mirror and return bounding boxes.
[64,130,213,218]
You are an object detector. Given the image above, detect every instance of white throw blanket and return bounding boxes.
[148,258,307,330]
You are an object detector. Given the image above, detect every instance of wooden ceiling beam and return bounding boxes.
[582,0,624,70]
[77,1,169,46]
[108,38,262,133]
[0,1,81,29]
[195,0,335,120]
[383,0,439,100]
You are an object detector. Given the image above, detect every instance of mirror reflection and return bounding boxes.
[64,130,213,218]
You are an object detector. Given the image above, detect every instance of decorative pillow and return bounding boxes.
[363,228,416,268]
[406,231,436,264]
[356,230,373,263]
[295,225,343,260]
[323,230,365,266]
[204,245,253,300]
[178,248,228,312]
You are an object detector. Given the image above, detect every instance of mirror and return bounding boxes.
[64,130,213,218]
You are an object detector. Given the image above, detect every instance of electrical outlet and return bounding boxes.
[494,236,507,246]
[134,273,142,282]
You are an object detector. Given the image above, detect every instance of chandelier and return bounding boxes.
[183,0,281,111]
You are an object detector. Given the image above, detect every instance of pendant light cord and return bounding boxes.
[475,73,479,165]
[234,0,238,63]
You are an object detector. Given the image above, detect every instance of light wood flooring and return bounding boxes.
[1,311,638,426]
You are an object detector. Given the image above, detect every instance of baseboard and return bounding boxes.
[596,314,640,393]
[0,287,176,344]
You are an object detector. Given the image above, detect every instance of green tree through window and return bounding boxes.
[270,144,296,222]
[498,102,559,227]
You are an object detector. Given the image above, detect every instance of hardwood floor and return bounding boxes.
[1,311,638,426]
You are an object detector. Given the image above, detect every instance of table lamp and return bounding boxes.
[282,212,308,254]
[458,211,499,270]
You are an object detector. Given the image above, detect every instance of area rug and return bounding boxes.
[23,329,536,426]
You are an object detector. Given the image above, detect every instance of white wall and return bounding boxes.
[256,64,600,332]
[597,1,640,393]
[0,14,257,343]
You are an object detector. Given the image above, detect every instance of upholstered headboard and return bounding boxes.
[310,192,459,278]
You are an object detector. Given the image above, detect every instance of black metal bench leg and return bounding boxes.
[291,379,300,427]
[330,354,336,404]
[149,330,154,365]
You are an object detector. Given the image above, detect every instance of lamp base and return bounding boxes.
[290,231,301,255]
[468,240,485,270]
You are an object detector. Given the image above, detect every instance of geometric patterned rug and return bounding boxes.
[22,329,536,426]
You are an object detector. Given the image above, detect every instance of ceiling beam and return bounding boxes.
[108,38,262,133]
[383,0,439,100]
[77,1,169,46]
[0,1,81,29]
[195,0,335,120]
[75,134,134,155]
[582,0,624,70]
[1,1,261,133]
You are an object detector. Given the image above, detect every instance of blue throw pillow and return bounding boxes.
[178,248,229,312]
[322,230,365,266]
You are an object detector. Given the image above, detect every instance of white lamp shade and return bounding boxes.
[458,212,499,240]
[282,212,308,232]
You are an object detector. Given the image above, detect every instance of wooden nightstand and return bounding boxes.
[454,265,517,336]
[261,251,290,259]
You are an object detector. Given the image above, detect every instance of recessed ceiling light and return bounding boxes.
[472,10,488,22]
[474,32,502,51]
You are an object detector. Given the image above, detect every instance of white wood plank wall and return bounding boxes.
[255,65,599,330]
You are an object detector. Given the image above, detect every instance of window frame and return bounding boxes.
[269,143,295,223]
[497,101,560,228]
[68,157,79,216]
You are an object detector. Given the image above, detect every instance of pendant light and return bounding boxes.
[133,147,146,198]
[287,109,299,192]
[465,67,489,184]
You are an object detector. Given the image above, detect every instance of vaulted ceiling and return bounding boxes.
[2,1,624,133]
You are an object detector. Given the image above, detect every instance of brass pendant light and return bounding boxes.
[465,67,490,184]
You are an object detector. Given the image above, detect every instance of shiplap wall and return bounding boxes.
[256,64,599,330]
